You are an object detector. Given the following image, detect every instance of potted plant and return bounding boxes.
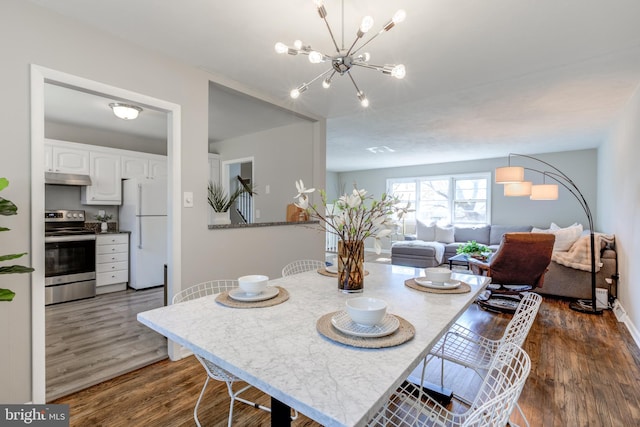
[207,181,256,225]
[1,177,35,301]
[457,240,491,260]
[95,213,113,232]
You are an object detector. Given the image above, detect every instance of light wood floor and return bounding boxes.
[53,296,640,426]
[46,287,167,401]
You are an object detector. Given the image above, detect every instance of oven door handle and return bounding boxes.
[45,234,96,243]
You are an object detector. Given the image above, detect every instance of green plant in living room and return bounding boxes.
[457,240,490,260]
[0,177,35,301]
[207,181,257,213]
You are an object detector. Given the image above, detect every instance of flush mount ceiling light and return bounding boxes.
[109,102,142,120]
[275,0,406,108]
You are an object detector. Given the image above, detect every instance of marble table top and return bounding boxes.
[137,262,490,427]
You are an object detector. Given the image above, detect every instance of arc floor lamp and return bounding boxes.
[495,153,602,315]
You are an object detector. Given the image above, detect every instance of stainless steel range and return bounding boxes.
[44,210,96,305]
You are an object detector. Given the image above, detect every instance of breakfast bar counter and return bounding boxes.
[138,262,490,426]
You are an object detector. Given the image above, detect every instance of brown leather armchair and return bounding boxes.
[469,232,555,312]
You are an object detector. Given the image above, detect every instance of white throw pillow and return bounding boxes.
[435,225,455,243]
[416,219,436,241]
[549,222,583,251]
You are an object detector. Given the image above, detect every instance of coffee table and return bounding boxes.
[448,253,470,270]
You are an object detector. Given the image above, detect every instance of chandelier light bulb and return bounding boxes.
[391,64,406,79]
[308,51,324,63]
[290,88,301,99]
[357,91,369,107]
[362,52,371,62]
[393,9,407,24]
[322,78,332,89]
[312,0,324,7]
[274,42,288,54]
[293,40,303,50]
[360,16,374,33]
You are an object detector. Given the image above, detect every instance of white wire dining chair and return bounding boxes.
[172,279,271,427]
[367,342,531,427]
[281,259,326,277]
[423,292,542,426]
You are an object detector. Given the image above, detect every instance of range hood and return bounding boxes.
[45,172,92,186]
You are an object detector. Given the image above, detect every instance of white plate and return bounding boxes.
[228,286,279,302]
[330,311,400,338]
[325,264,338,273]
[414,277,461,290]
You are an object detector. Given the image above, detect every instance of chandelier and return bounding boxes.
[275,0,406,108]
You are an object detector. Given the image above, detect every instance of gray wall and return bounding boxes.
[598,85,640,344]
[0,0,325,403]
[338,149,598,230]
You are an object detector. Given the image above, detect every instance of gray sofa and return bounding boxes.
[390,224,617,300]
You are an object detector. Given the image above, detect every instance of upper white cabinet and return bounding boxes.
[81,151,122,205]
[44,141,90,174]
[122,154,167,179]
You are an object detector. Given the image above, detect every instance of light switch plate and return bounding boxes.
[183,191,194,208]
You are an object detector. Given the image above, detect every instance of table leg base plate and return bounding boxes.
[403,380,453,405]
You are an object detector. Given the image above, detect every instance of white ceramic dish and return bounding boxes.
[238,274,268,295]
[414,277,461,290]
[345,297,387,326]
[331,311,400,338]
[325,264,338,273]
[228,286,279,302]
[423,267,452,284]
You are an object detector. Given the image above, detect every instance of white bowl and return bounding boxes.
[345,297,387,327]
[424,267,452,284]
[238,275,268,295]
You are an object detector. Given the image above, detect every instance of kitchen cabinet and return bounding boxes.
[121,154,167,179]
[96,233,129,294]
[81,151,122,205]
[44,140,90,174]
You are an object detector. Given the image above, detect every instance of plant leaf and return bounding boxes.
[0,178,8,192]
[0,197,18,216]
[0,265,35,275]
[0,288,16,302]
[0,253,28,262]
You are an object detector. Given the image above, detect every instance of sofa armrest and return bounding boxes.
[404,235,417,241]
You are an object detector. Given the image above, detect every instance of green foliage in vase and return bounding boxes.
[207,181,257,213]
[456,240,490,256]
[1,177,35,301]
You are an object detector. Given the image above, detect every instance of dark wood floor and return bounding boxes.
[53,296,640,426]
[46,287,167,401]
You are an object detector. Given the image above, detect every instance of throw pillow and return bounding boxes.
[549,222,583,251]
[415,219,436,241]
[435,225,455,243]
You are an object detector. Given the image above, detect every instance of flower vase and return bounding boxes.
[337,240,365,293]
[100,222,108,232]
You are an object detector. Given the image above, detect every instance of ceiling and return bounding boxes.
[34,0,640,172]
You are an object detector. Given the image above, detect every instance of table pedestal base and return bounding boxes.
[404,380,453,405]
[271,396,292,427]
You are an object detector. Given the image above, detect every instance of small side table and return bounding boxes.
[448,253,470,270]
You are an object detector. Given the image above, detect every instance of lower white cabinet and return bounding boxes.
[96,233,129,294]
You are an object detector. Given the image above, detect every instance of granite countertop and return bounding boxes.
[208,220,319,230]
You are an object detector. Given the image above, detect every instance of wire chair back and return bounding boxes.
[281,259,326,277]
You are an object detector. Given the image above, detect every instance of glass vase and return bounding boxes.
[337,240,365,293]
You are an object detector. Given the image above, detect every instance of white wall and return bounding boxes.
[0,0,324,403]
[211,122,317,223]
[598,85,640,344]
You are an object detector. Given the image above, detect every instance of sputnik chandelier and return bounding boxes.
[275,0,406,107]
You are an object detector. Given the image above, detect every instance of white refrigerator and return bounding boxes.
[119,177,167,290]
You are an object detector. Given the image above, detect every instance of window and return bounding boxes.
[388,173,491,226]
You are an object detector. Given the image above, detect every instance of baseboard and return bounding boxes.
[613,299,640,350]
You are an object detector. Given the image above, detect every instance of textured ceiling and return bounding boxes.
[32,0,640,171]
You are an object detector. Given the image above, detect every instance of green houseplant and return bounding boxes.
[1,177,35,301]
[456,240,490,260]
[207,181,256,224]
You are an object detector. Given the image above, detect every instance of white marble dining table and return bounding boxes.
[137,262,490,427]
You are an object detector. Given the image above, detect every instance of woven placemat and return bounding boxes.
[316,312,415,348]
[316,268,370,278]
[215,286,289,308]
[404,279,471,294]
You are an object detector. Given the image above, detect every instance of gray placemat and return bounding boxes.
[316,311,415,348]
[215,286,289,308]
[404,279,471,294]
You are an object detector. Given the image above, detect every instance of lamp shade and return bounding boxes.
[530,184,559,200]
[504,181,532,197]
[495,166,524,183]
[109,103,142,120]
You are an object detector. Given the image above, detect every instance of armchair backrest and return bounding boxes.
[487,232,555,286]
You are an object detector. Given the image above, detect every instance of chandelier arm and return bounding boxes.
[351,30,383,56]
[321,16,341,53]
[347,72,362,94]
[306,68,336,87]
[351,62,384,72]
[344,36,362,57]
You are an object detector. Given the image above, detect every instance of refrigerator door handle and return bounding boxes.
[138,184,143,249]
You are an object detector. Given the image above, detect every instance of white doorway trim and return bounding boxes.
[30,65,182,403]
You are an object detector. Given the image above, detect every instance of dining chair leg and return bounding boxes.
[194,376,210,427]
